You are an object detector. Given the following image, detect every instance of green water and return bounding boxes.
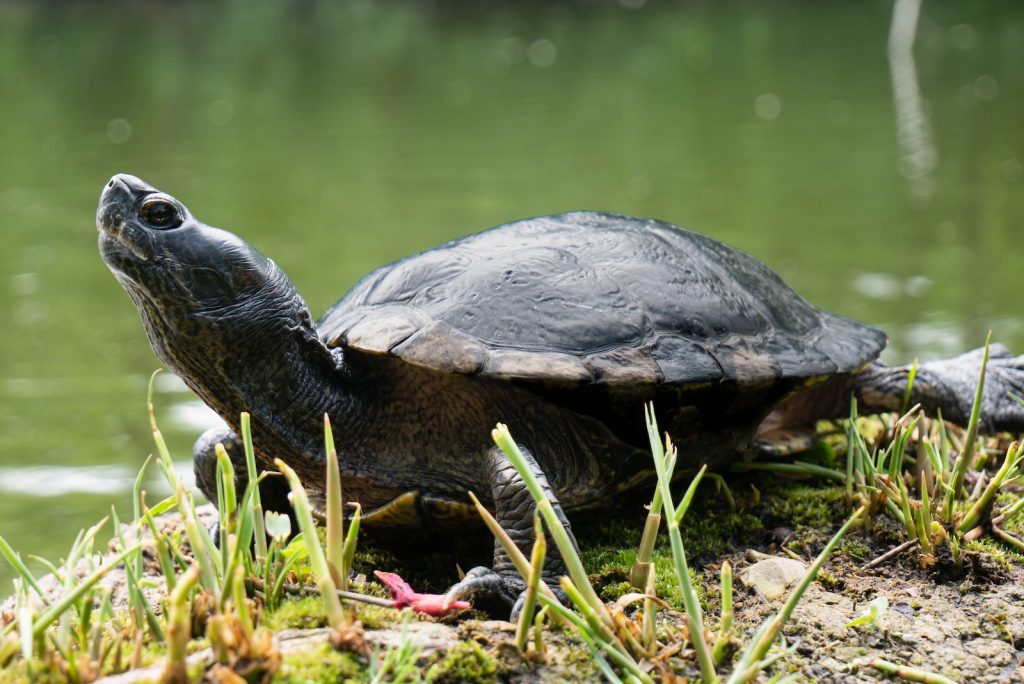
[0,0,1022,587]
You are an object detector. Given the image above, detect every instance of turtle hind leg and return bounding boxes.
[852,345,1024,432]
[759,343,1024,438]
[914,345,1024,431]
[756,377,855,452]
[445,443,574,618]
[754,423,818,457]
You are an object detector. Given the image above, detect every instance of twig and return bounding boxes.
[871,658,956,684]
[261,580,398,608]
[859,539,919,571]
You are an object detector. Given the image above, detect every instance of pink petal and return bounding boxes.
[373,570,417,603]
[409,595,472,617]
[372,570,471,616]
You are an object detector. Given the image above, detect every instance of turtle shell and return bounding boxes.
[318,212,886,388]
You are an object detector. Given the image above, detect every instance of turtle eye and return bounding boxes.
[140,199,181,229]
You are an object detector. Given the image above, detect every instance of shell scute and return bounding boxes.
[341,306,429,354]
[585,347,662,385]
[391,321,486,375]
[650,336,724,385]
[484,349,592,383]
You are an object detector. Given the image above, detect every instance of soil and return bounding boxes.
[742,558,1024,682]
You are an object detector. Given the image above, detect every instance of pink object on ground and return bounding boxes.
[373,570,471,617]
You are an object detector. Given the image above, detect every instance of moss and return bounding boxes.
[578,494,759,612]
[761,484,846,530]
[0,662,68,684]
[263,596,329,631]
[273,643,364,683]
[546,634,604,681]
[965,538,1024,572]
[816,569,842,592]
[837,536,872,562]
[678,510,763,560]
[0,641,172,684]
[355,604,395,631]
[595,559,705,612]
[587,509,761,561]
[187,660,209,682]
[425,640,499,683]
[263,595,420,633]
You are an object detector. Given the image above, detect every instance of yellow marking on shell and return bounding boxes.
[361,491,423,527]
[860,386,901,412]
[359,491,481,528]
[421,496,478,524]
[615,469,657,493]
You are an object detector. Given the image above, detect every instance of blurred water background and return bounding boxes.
[0,0,1021,587]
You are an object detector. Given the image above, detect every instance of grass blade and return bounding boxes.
[645,405,718,683]
[163,564,200,684]
[944,334,990,521]
[240,412,268,563]
[324,415,346,591]
[0,538,48,603]
[32,543,142,638]
[712,560,733,666]
[273,458,346,629]
[870,658,956,684]
[515,514,546,653]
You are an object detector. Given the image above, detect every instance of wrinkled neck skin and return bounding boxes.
[126,262,347,468]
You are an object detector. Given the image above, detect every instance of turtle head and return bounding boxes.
[97,173,322,386]
[98,174,285,309]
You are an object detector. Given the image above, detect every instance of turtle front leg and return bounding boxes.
[193,426,296,527]
[853,345,1024,432]
[447,443,575,617]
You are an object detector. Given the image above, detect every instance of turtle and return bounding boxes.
[97,173,1024,612]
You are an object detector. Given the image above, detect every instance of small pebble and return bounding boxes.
[739,556,807,600]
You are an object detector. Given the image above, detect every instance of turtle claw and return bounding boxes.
[445,566,570,621]
[444,566,522,615]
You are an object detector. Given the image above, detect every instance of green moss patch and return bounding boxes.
[425,640,499,683]
[273,643,364,683]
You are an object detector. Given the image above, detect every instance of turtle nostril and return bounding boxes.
[108,180,115,188]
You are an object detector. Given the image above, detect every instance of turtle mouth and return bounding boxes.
[97,175,153,262]
[97,214,151,263]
